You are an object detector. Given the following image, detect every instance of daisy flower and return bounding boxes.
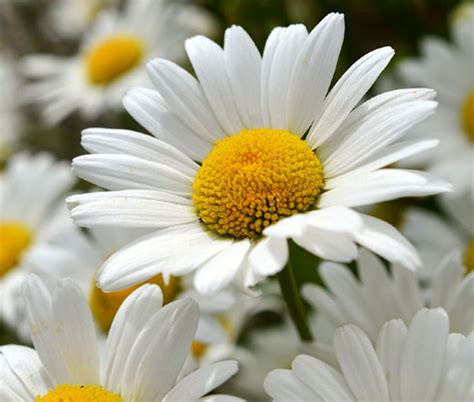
[0,53,22,160]
[397,3,474,196]
[22,0,215,124]
[69,13,450,296]
[302,249,473,364]
[0,153,75,332]
[402,194,473,278]
[265,308,474,401]
[0,275,241,402]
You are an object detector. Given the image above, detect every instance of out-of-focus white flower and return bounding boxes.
[69,13,449,296]
[0,153,75,335]
[22,0,216,124]
[303,249,473,365]
[47,0,118,40]
[0,53,22,160]
[265,308,474,401]
[0,275,242,401]
[398,3,474,197]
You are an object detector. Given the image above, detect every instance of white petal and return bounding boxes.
[264,368,318,402]
[449,273,474,334]
[97,224,233,291]
[0,345,52,401]
[304,207,363,232]
[302,283,347,327]
[351,213,422,270]
[123,87,212,161]
[52,278,100,385]
[147,58,224,143]
[287,13,345,134]
[308,46,394,148]
[391,264,424,324]
[185,35,243,134]
[399,308,449,401]
[264,24,308,129]
[164,360,238,401]
[22,274,70,385]
[292,354,355,400]
[81,128,199,177]
[103,284,163,393]
[123,299,199,401]
[249,237,288,276]
[224,25,263,128]
[375,319,408,401]
[72,154,193,195]
[334,324,390,400]
[194,240,251,294]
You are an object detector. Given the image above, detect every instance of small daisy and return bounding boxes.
[265,308,474,401]
[47,0,118,39]
[1,225,237,348]
[302,249,473,363]
[0,53,22,160]
[0,275,241,401]
[398,3,474,196]
[22,0,215,124]
[0,153,75,332]
[402,194,474,278]
[69,13,450,295]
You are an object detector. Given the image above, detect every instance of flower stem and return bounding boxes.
[277,259,314,342]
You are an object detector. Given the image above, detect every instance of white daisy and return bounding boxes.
[0,152,75,333]
[69,13,450,296]
[397,3,474,197]
[401,194,474,278]
[0,275,241,401]
[22,0,215,124]
[302,249,473,365]
[0,53,22,160]
[265,308,474,401]
[47,0,118,40]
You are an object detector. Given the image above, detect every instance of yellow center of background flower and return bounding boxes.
[0,222,32,277]
[193,128,324,239]
[191,316,235,360]
[85,34,144,86]
[462,90,474,142]
[35,384,122,401]
[464,238,474,273]
[89,274,181,332]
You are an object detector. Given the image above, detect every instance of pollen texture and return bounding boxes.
[35,384,122,402]
[0,222,32,277]
[193,128,324,239]
[462,90,474,142]
[85,34,144,85]
[89,273,181,332]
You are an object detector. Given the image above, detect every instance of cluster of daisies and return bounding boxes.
[0,0,473,400]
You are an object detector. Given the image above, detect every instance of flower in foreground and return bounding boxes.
[0,275,241,401]
[303,249,473,365]
[398,3,474,196]
[22,0,214,124]
[69,13,450,295]
[0,153,74,335]
[265,308,474,401]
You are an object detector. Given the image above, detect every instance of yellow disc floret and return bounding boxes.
[89,273,181,332]
[85,34,144,85]
[462,90,474,142]
[193,128,324,239]
[0,222,32,277]
[464,238,474,273]
[35,384,122,402]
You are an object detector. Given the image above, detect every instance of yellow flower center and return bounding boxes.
[89,274,181,332]
[85,34,144,86]
[193,128,324,239]
[35,384,122,401]
[464,238,474,273]
[0,222,32,277]
[461,90,474,142]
